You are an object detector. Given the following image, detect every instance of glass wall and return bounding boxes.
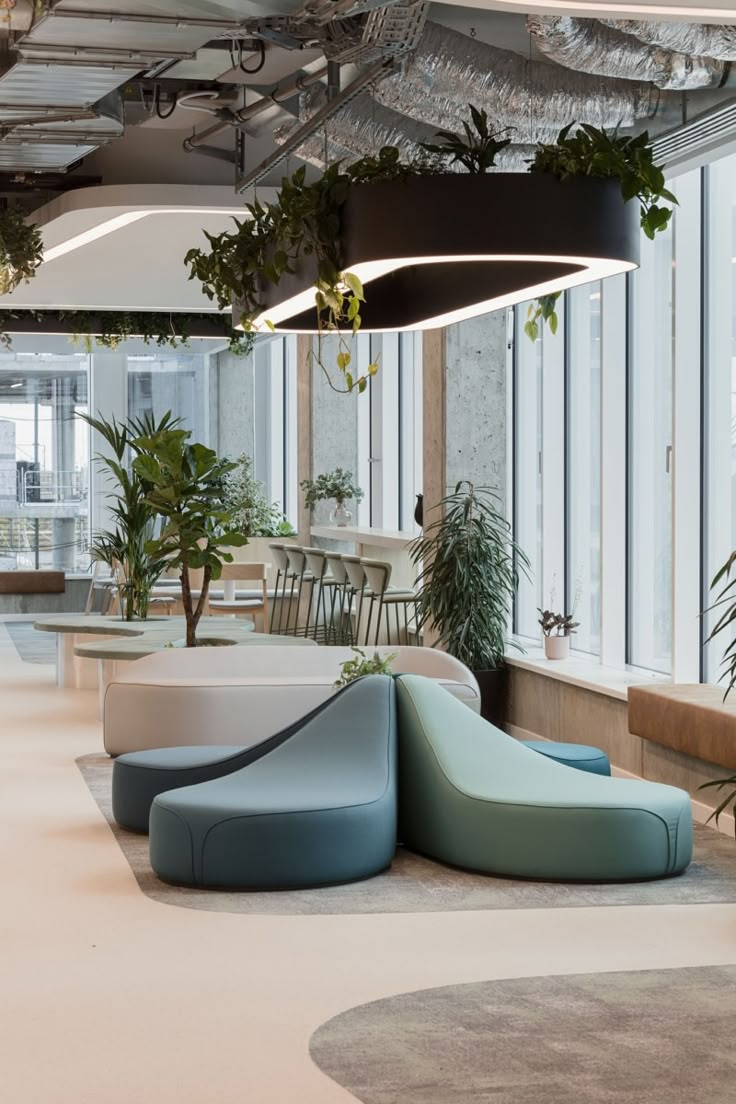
[128,352,209,442]
[566,284,602,655]
[0,351,90,572]
[628,224,674,673]
[513,304,544,638]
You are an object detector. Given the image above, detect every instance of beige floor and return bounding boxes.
[4,624,736,1104]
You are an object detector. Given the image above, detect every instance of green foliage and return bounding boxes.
[421,105,512,173]
[699,775,736,837]
[410,482,530,670]
[523,292,561,343]
[526,123,676,341]
[223,454,294,537]
[301,468,364,510]
[705,550,736,699]
[79,410,181,620]
[530,123,677,240]
[131,428,247,646]
[334,646,398,689]
[0,209,43,295]
[538,609,579,637]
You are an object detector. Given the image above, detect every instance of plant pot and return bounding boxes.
[240,175,640,333]
[544,635,571,660]
[474,666,508,728]
[330,501,352,527]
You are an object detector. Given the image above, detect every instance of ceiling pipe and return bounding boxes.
[183,59,329,155]
[43,9,249,30]
[527,16,727,91]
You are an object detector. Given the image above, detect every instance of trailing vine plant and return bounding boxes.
[524,124,676,341]
[0,208,43,295]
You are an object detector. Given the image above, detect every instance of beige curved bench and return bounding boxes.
[103,645,480,756]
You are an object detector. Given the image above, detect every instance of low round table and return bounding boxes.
[33,614,315,706]
[520,740,611,776]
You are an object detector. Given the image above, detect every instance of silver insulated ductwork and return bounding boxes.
[371,21,663,144]
[527,16,727,91]
[599,20,736,62]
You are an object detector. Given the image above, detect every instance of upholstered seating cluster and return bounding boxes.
[113,672,693,890]
[103,644,480,755]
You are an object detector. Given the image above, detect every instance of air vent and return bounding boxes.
[652,99,736,165]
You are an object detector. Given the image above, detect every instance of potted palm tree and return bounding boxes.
[410,482,529,725]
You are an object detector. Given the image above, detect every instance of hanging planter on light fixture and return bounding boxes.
[0,208,43,296]
[185,109,672,392]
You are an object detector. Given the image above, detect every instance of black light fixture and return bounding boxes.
[236,174,640,334]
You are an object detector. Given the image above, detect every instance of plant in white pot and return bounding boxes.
[538,609,579,659]
[301,468,364,527]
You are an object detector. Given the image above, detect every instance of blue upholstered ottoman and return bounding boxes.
[520,740,611,776]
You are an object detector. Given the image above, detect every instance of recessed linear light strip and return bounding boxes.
[41,207,248,265]
[244,254,636,335]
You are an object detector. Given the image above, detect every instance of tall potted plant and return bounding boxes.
[698,551,736,831]
[301,468,364,527]
[80,410,179,620]
[410,481,530,725]
[131,426,246,646]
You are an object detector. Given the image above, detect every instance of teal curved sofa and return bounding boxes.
[148,675,397,889]
[396,675,692,881]
[112,683,372,834]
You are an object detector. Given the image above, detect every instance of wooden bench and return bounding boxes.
[0,571,65,595]
[628,683,736,771]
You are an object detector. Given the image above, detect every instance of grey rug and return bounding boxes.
[6,620,55,664]
[78,753,736,915]
[311,965,736,1103]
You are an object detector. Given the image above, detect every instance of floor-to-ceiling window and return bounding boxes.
[128,352,209,442]
[0,351,90,572]
[566,284,602,656]
[513,304,544,638]
[627,222,674,673]
[704,152,736,681]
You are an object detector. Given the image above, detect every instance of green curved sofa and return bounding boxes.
[148,675,397,889]
[396,675,692,881]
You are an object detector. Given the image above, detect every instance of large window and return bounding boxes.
[628,224,674,673]
[566,284,602,656]
[0,352,90,572]
[513,304,544,638]
[128,353,209,443]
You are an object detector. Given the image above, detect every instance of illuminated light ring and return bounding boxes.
[234,175,640,334]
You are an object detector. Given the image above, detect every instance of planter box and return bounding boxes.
[237,174,640,333]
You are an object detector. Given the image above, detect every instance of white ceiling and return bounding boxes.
[4,185,275,313]
[445,0,736,22]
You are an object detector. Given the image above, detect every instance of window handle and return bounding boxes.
[665,444,673,474]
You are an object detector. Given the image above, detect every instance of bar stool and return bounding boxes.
[342,556,369,644]
[302,547,330,642]
[360,558,418,646]
[268,543,291,634]
[284,546,315,637]
[323,552,353,644]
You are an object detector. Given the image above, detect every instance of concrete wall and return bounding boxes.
[444,310,508,510]
[212,350,255,461]
[310,336,360,528]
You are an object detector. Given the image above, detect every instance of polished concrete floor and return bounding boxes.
[3,624,736,1103]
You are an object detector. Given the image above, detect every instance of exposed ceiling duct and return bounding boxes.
[599,20,736,62]
[371,21,667,146]
[527,16,728,92]
[0,0,254,173]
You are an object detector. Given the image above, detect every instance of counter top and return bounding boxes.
[311,525,416,550]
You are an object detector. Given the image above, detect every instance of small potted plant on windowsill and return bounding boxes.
[538,609,579,660]
[301,468,364,527]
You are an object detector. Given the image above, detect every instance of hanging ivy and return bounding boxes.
[0,310,254,357]
[0,209,44,296]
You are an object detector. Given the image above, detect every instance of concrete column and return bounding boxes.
[214,349,256,462]
[444,310,508,513]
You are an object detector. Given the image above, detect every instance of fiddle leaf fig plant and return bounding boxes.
[131,428,247,647]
